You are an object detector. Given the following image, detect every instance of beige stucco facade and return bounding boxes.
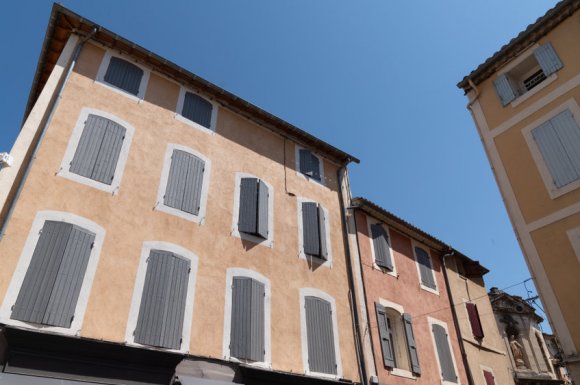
[459,3,580,382]
[0,34,360,382]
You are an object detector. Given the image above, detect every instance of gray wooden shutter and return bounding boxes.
[375,303,395,368]
[238,178,259,234]
[403,313,421,374]
[493,74,517,106]
[104,56,144,96]
[164,150,205,215]
[230,277,265,362]
[532,109,580,188]
[70,114,126,185]
[11,221,95,328]
[370,224,393,270]
[318,205,328,259]
[299,149,321,181]
[134,250,190,350]
[302,202,320,256]
[182,92,213,129]
[432,323,457,382]
[305,296,337,374]
[415,247,436,289]
[257,180,269,239]
[534,43,563,76]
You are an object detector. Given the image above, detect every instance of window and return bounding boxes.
[414,245,437,293]
[58,108,134,194]
[104,56,144,96]
[300,289,342,377]
[296,147,324,183]
[176,89,216,131]
[370,223,394,271]
[466,303,484,339]
[493,43,562,106]
[299,200,330,262]
[375,302,420,376]
[429,318,459,384]
[156,145,211,223]
[232,173,273,247]
[482,369,496,385]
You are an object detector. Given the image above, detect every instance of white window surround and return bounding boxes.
[428,317,461,385]
[299,288,343,379]
[175,87,218,133]
[231,172,274,248]
[95,50,151,102]
[297,197,332,268]
[57,107,135,195]
[566,227,580,264]
[412,241,439,295]
[366,216,397,277]
[155,144,212,224]
[0,210,105,336]
[295,144,326,187]
[124,241,198,353]
[479,365,496,385]
[377,298,415,379]
[222,268,272,368]
[522,98,580,199]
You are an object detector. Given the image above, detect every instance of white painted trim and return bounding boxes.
[378,298,405,315]
[366,216,397,277]
[479,365,496,385]
[175,87,218,134]
[124,241,198,353]
[297,197,333,268]
[299,288,343,379]
[390,368,416,380]
[57,107,135,194]
[528,202,580,232]
[491,74,580,137]
[428,317,461,385]
[511,73,557,108]
[411,241,439,295]
[377,298,416,377]
[566,227,580,264]
[222,268,272,368]
[154,144,212,224]
[95,50,151,101]
[231,172,274,248]
[0,210,105,336]
[521,99,580,199]
[295,144,326,187]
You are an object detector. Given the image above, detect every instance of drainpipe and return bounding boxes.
[0,27,97,240]
[337,165,368,385]
[441,251,475,385]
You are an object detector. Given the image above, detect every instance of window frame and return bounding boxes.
[299,288,342,379]
[428,317,461,385]
[412,241,439,295]
[231,172,274,248]
[522,99,580,199]
[96,50,150,101]
[175,87,218,133]
[155,144,212,224]
[366,217,397,277]
[0,211,105,336]
[124,241,198,353]
[295,145,325,186]
[480,365,496,385]
[57,107,135,194]
[222,268,271,368]
[297,197,332,267]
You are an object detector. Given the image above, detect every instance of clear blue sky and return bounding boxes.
[0,1,558,327]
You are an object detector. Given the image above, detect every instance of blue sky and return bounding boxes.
[0,1,559,327]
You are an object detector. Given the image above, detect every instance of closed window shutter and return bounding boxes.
[403,313,421,374]
[493,73,517,106]
[318,205,328,259]
[483,370,496,385]
[299,149,321,181]
[70,114,126,185]
[257,180,269,239]
[238,178,259,234]
[466,303,484,339]
[302,202,320,256]
[230,277,265,362]
[433,324,457,382]
[11,221,95,328]
[534,43,563,76]
[134,250,190,350]
[415,247,436,289]
[104,56,144,96]
[532,109,580,188]
[370,224,393,270]
[305,296,337,374]
[164,150,205,215]
[182,92,213,128]
[375,303,395,368]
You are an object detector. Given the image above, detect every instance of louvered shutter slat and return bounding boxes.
[165,150,189,210]
[70,115,107,179]
[403,313,421,374]
[181,154,205,215]
[104,57,143,96]
[302,202,320,256]
[534,43,563,76]
[231,277,264,361]
[182,92,213,129]
[257,180,269,239]
[375,303,395,368]
[493,74,517,106]
[371,224,393,270]
[433,324,457,382]
[318,205,328,259]
[305,296,337,374]
[299,149,312,176]
[91,120,125,184]
[250,280,265,362]
[416,247,436,289]
[239,178,259,234]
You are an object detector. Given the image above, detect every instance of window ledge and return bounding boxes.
[373,264,397,277]
[391,368,416,380]
[510,73,557,108]
[174,113,216,134]
[155,203,204,224]
[232,228,274,248]
[226,356,271,370]
[420,284,439,295]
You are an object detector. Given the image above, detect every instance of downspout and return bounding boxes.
[337,165,368,385]
[442,251,475,385]
[0,27,97,239]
